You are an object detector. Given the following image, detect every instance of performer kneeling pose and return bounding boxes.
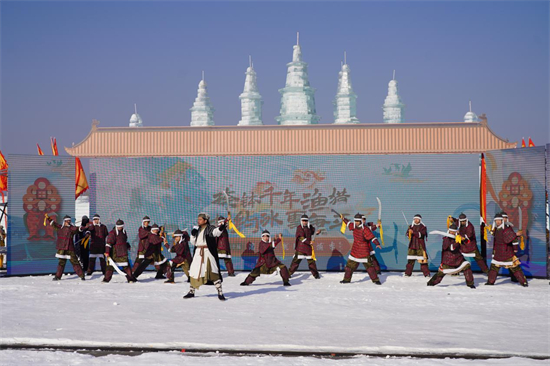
[184,213,227,301]
[165,229,192,283]
[428,224,475,288]
[132,224,171,280]
[241,230,291,287]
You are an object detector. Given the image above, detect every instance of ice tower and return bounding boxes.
[382,71,405,124]
[276,33,320,125]
[463,101,480,123]
[333,52,359,124]
[129,104,143,127]
[238,57,263,126]
[190,72,215,127]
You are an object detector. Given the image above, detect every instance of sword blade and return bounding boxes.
[401,211,409,226]
[518,207,523,230]
[376,197,382,221]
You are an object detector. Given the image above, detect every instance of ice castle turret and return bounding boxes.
[463,101,479,123]
[129,104,143,127]
[238,57,263,126]
[276,33,320,125]
[333,53,359,124]
[382,71,405,124]
[190,72,215,127]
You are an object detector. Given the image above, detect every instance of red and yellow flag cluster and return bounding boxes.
[0,151,8,193]
[36,137,89,199]
[521,137,536,148]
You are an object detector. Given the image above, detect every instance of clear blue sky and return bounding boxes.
[1,1,549,156]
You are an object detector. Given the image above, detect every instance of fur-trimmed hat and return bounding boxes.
[413,214,422,220]
[173,229,183,236]
[449,223,458,231]
[354,213,362,221]
[261,229,270,236]
[142,216,150,222]
[459,213,467,220]
[300,214,309,221]
[63,215,71,221]
[151,223,160,230]
[494,213,504,220]
[500,211,508,218]
[92,214,100,220]
[115,219,124,226]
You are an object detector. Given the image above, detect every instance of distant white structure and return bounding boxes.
[238,56,263,126]
[333,52,359,124]
[190,72,215,127]
[129,104,143,127]
[276,32,320,125]
[382,71,405,124]
[464,101,480,123]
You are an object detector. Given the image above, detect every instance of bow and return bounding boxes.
[223,189,245,238]
[376,197,385,246]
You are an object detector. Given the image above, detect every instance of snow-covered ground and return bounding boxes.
[1,271,548,363]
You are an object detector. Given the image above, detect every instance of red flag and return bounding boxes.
[75,157,89,199]
[528,137,535,147]
[521,138,526,148]
[0,150,7,192]
[37,144,44,155]
[51,137,58,156]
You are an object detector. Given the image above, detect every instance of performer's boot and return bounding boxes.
[427,273,442,286]
[420,263,430,277]
[214,280,226,301]
[241,275,254,286]
[165,263,177,283]
[485,264,499,285]
[280,265,291,286]
[464,267,475,288]
[163,264,173,283]
[308,260,320,279]
[133,259,151,279]
[99,257,106,275]
[87,258,95,275]
[73,263,85,280]
[155,268,166,279]
[225,259,235,276]
[183,287,195,299]
[404,260,415,276]
[132,258,141,273]
[372,256,381,274]
[340,266,353,283]
[511,267,528,287]
[125,267,137,283]
[476,258,489,274]
[103,269,113,283]
[366,266,381,285]
[289,260,300,276]
[55,263,65,280]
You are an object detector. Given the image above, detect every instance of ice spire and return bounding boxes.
[276,33,320,125]
[463,101,480,123]
[333,52,359,124]
[129,104,143,127]
[382,70,405,124]
[190,72,215,127]
[238,56,263,126]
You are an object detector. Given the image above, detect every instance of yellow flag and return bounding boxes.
[340,221,346,234]
[378,222,385,246]
[228,220,245,238]
[311,245,316,261]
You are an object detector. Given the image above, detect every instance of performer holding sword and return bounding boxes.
[403,213,430,277]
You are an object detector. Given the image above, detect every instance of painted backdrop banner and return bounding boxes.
[90,154,481,273]
[7,155,75,275]
[486,146,547,278]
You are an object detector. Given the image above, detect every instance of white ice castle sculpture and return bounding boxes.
[129,104,143,127]
[238,57,263,126]
[190,73,215,127]
[276,33,320,125]
[382,71,405,124]
[463,101,480,123]
[333,53,359,124]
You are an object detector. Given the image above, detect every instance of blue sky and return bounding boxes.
[1,1,548,155]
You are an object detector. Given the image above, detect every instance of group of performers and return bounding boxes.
[44,208,528,301]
